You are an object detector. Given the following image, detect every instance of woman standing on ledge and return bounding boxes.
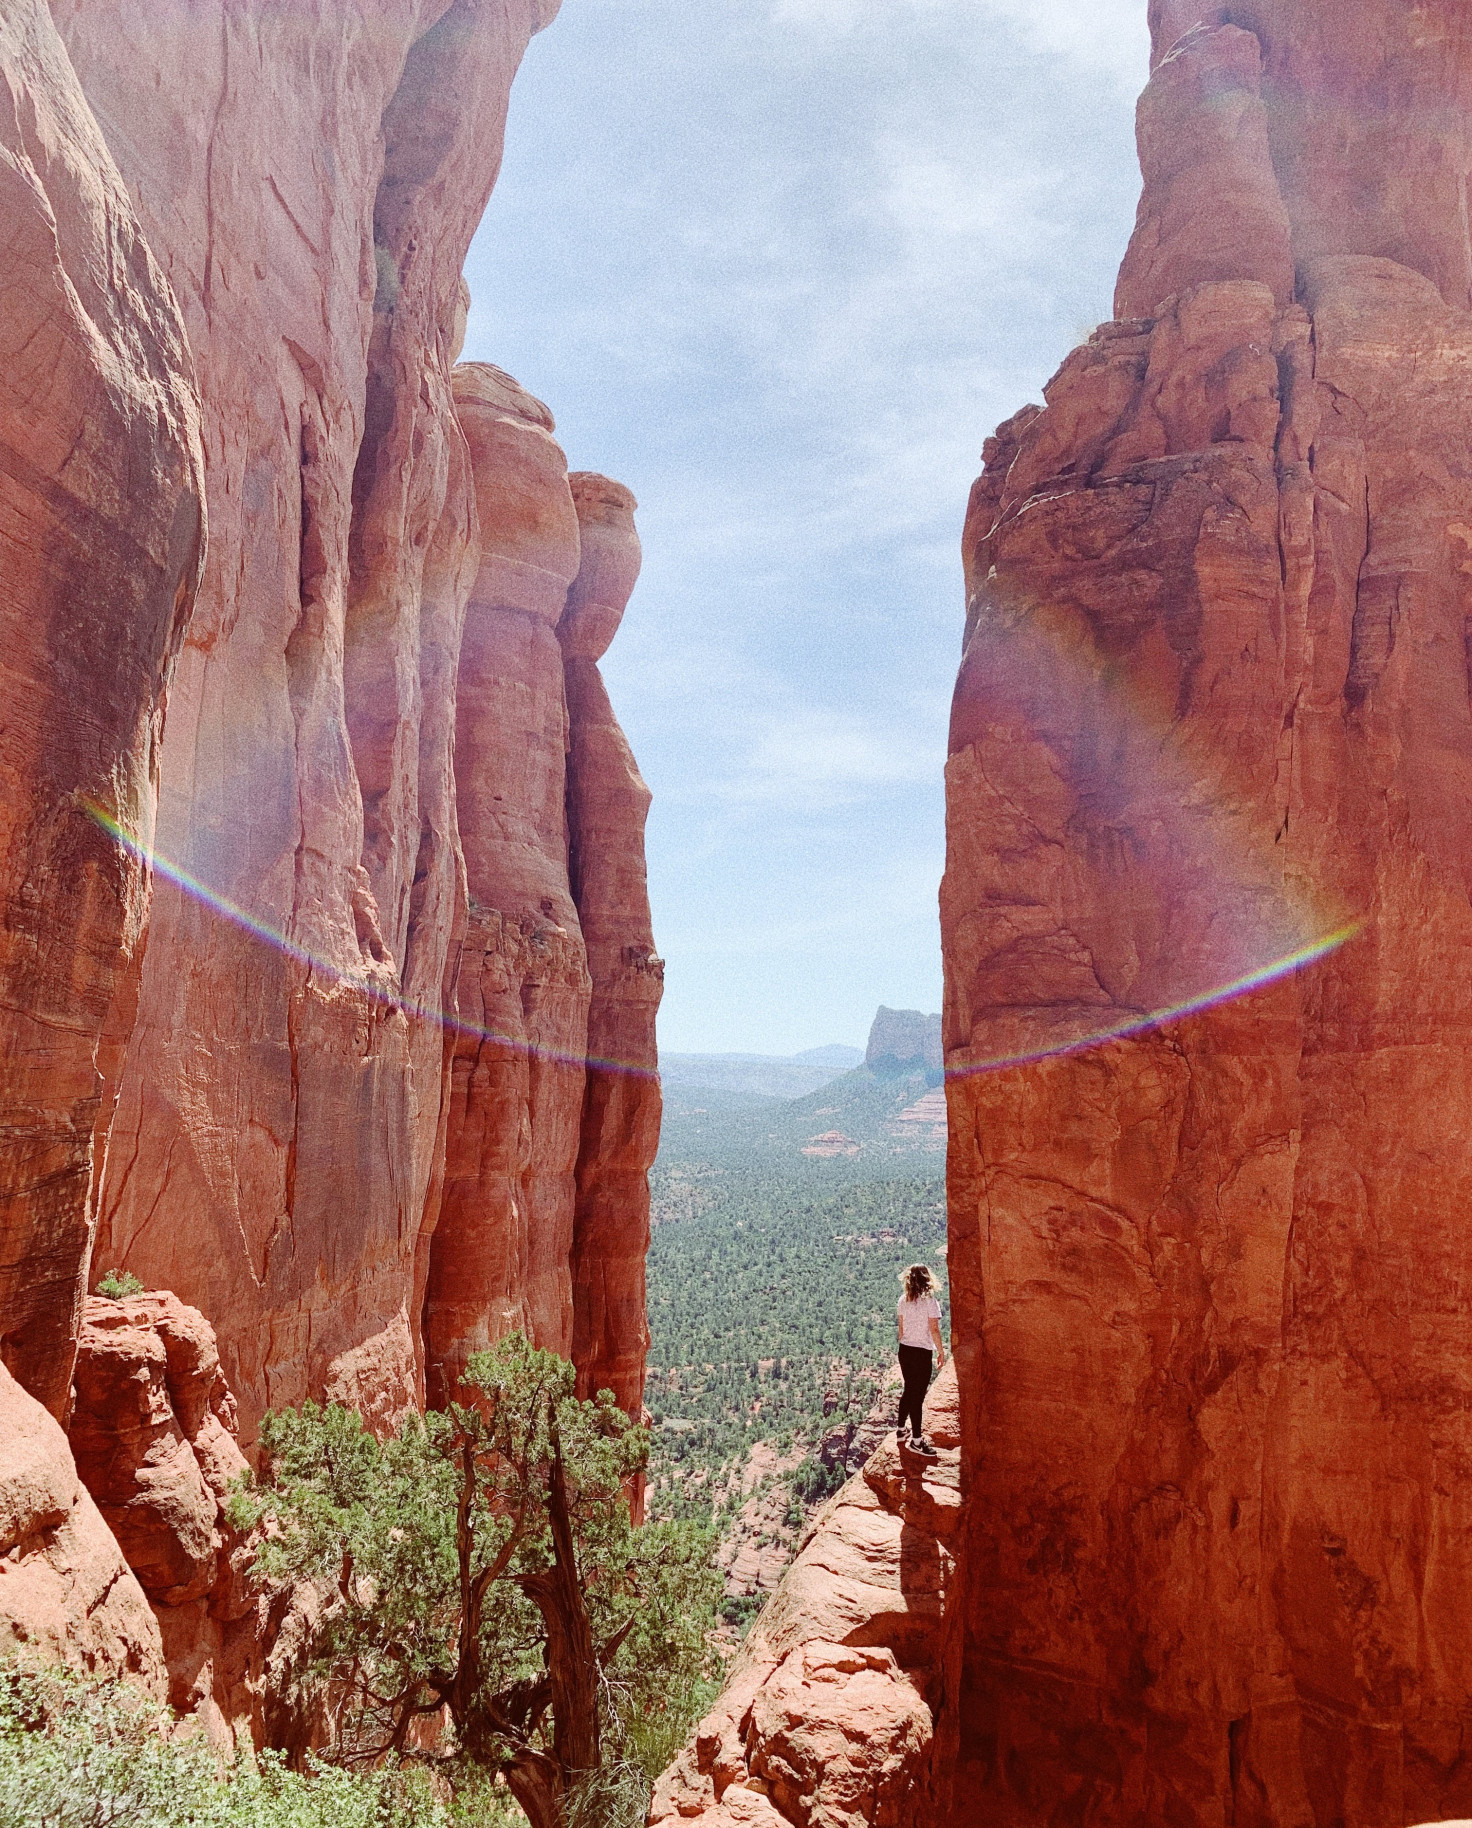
[896,1263,945,1457]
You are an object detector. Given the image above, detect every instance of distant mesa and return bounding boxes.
[864,1007,943,1081]
[801,1131,861,1159]
[891,1088,947,1137]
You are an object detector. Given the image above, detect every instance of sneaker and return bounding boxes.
[911,1436,938,1458]
[895,1427,907,1443]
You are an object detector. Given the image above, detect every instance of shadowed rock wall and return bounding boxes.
[941,5,1472,1824]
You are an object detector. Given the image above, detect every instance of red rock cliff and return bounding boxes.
[0,0,661,1715]
[427,362,590,1403]
[0,0,204,1420]
[941,5,1472,1824]
[427,373,660,1414]
[563,472,662,1417]
[47,0,560,1437]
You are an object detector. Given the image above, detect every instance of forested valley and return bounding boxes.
[644,1038,949,1624]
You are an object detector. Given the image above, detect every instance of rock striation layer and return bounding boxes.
[653,1366,961,1828]
[0,0,204,1419]
[942,5,1472,1824]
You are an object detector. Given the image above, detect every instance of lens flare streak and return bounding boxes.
[87,801,658,1080]
[91,802,1359,1086]
[945,921,1363,1079]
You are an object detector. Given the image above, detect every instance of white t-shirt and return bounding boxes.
[897,1293,941,1348]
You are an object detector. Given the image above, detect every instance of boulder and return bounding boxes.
[69,1292,258,1741]
[0,1360,164,1692]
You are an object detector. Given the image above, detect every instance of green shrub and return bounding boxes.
[0,1663,451,1827]
[95,1269,144,1299]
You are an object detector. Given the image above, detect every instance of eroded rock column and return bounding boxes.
[562,474,663,1415]
[426,364,590,1406]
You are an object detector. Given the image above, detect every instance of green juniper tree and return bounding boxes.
[231,1336,718,1828]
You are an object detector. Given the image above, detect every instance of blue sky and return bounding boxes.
[462,0,1152,1054]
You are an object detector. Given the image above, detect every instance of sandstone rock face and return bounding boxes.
[0,0,662,1749]
[0,1359,165,1692]
[942,8,1472,1824]
[653,1366,961,1828]
[0,0,204,1418]
[69,1292,258,1737]
[427,363,589,1404]
[50,0,560,1438]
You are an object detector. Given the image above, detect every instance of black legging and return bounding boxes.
[897,1344,933,1438]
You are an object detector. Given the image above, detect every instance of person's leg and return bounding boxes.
[897,1346,930,1439]
[910,1346,934,1440]
[888,1352,914,1433]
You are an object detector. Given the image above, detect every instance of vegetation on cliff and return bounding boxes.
[232,1337,719,1828]
[0,1664,450,1828]
[645,1058,948,1614]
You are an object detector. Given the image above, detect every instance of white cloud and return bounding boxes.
[738,708,936,800]
[470,0,1148,1046]
[771,0,1149,87]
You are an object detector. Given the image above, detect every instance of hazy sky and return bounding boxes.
[462,0,1152,1054]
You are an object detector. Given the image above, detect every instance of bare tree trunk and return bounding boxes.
[524,1431,602,1787]
[503,1746,567,1828]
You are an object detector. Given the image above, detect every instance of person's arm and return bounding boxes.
[929,1309,945,1366]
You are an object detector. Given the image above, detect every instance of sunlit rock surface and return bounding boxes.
[940,4,1472,1822]
[425,376,660,1417]
[49,0,559,1439]
[563,473,663,1417]
[426,362,590,1404]
[0,0,204,1419]
[0,1359,165,1692]
[653,1367,960,1827]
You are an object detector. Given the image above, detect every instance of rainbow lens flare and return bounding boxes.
[943,918,1363,1080]
[86,800,658,1080]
